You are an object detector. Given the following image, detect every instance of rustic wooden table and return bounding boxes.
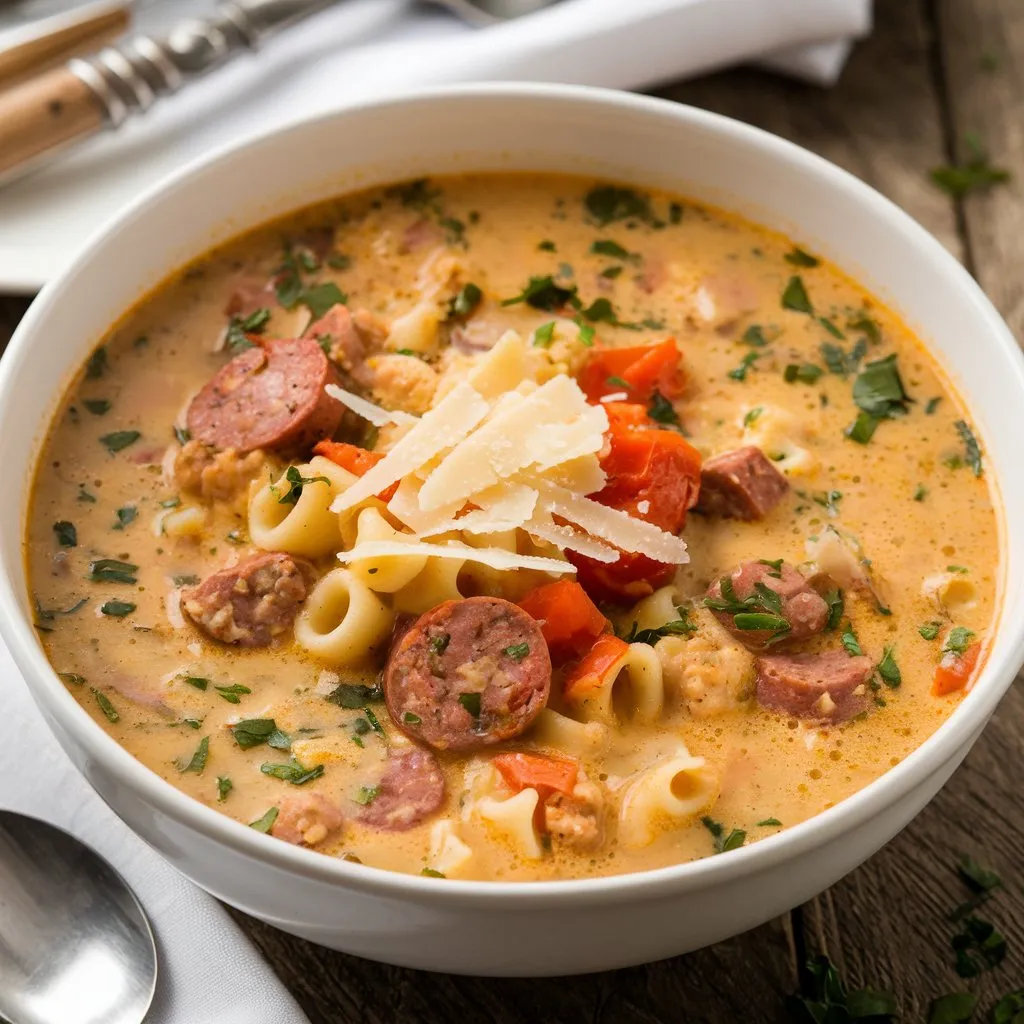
[2,0,1022,1019]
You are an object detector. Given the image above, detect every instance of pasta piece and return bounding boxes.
[623,584,685,634]
[385,300,441,354]
[565,640,665,725]
[330,382,491,514]
[290,734,363,769]
[249,457,355,558]
[293,568,393,665]
[806,526,891,611]
[366,352,439,415]
[391,555,465,614]
[428,820,474,876]
[156,504,206,538]
[742,406,817,476]
[476,788,544,860]
[465,330,532,399]
[921,571,978,614]
[618,748,719,849]
[346,507,428,593]
[529,709,610,758]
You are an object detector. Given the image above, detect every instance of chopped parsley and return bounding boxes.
[818,316,845,340]
[355,785,381,805]
[621,608,697,645]
[926,396,942,414]
[841,625,863,657]
[823,589,844,631]
[743,406,763,427]
[647,390,680,427]
[446,282,483,321]
[180,736,210,774]
[584,185,655,226]
[781,275,813,314]
[173,425,191,445]
[741,324,770,347]
[728,351,760,382]
[952,915,1006,978]
[59,672,86,685]
[363,707,385,736]
[820,338,868,377]
[590,239,636,261]
[216,776,233,802]
[298,282,346,320]
[919,621,942,641]
[538,239,556,252]
[87,558,138,585]
[77,484,97,503]
[877,646,901,687]
[579,296,642,329]
[231,718,290,751]
[92,688,119,723]
[35,596,88,626]
[249,807,279,833]
[53,521,77,548]
[112,506,137,530]
[421,867,446,878]
[784,363,824,385]
[846,411,879,444]
[502,275,579,312]
[532,321,556,347]
[100,430,141,453]
[846,353,911,443]
[954,420,983,477]
[788,956,898,1023]
[701,816,746,853]
[927,992,977,1023]
[182,676,209,690]
[85,347,109,379]
[273,465,330,505]
[757,818,782,827]
[429,633,451,656]
[914,484,928,502]
[83,398,111,416]
[605,375,630,390]
[214,683,252,704]
[403,712,422,725]
[458,692,482,717]
[326,682,383,708]
[944,627,976,657]
[785,247,820,267]
[260,760,325,786]
[931,134,1010,199]
[503,642,530,662]
[100,600,135,618]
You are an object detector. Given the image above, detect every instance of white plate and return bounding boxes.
[0,0,869,292]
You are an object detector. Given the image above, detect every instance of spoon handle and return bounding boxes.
[0,0,337,186]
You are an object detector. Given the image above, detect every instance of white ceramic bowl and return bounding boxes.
[2,85,1023,976]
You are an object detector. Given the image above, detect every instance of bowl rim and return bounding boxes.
[3,81,1023,908]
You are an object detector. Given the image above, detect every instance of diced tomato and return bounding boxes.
[562,634,629,701]
[518,580,610,664]
[577,339,685,404]
[932,642,981,696]
[568,404,702,604]
[313,441,398,502]
[493,752,579,798]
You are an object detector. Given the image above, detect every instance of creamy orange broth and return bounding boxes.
[25,174,998,880]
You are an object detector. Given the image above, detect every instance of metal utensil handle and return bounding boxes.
[70,0,335,127]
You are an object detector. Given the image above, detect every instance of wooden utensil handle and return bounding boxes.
[0,67,105,181]
[0,2,131,87]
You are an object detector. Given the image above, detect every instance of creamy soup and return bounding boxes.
[26,174,998,881]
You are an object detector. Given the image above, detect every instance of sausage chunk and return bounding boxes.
[756,650,873,723]
[182,552,311,647]
[186,337,343,453]
[271,793,343,847]
[356,748,445,831]
[705,560,828,650]
[697,446,789,520]
[384,596,551,752]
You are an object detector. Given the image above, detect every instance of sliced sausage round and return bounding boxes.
[187,337,343,453]
[271,793,343,846]
[182,551,311,647]
[697,446,789,520]
[705,560,828,649]
[356,748,446,831]
[755,650,873,723]
[384,596,551,752]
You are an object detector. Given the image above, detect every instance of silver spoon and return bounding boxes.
[0,809,157,1024]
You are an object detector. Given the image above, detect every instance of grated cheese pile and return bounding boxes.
[326,332,690,574]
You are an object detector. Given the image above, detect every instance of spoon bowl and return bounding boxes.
[0,810,157,1024]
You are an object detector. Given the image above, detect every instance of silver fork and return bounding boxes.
[0,0,562,185]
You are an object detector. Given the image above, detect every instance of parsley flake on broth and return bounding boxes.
[25,171,999,883]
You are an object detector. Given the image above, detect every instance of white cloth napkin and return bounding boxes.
[0,645,309,1024]
[0,0,871,290]
[1,3,873,1020]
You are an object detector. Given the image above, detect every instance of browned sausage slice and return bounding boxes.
[697,446,789,520]
[186,337,343,453]
[705,559,828,649]
[182,552,311,647]
[384,596,552,752]
[271,793,344,846]
[756,650,873,723]
[356,748,446,831]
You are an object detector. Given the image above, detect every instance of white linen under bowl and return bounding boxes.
[2,85,1022,976]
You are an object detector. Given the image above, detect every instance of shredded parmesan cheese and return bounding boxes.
[337,540,574,575]
[325,383,419,427]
